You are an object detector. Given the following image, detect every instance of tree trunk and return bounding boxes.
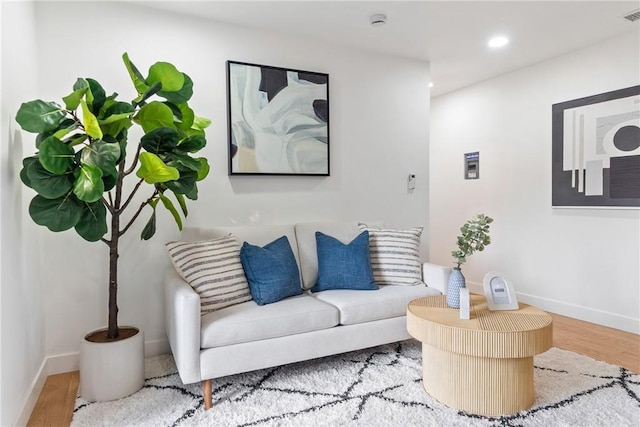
[107,161,126,339]
[107,214,119,339]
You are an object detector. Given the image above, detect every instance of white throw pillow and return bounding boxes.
[358,224,424,286]
[166,234,252,314]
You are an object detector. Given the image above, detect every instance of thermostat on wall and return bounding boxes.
[464,152,479,179]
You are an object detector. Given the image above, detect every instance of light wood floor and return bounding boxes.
[27,313,639,426]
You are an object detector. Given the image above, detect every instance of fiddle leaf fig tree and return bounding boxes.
[451,214,493,269]
[16,53,211,340]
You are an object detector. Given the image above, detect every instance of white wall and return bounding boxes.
[1,2,47,425]
[25,1,430,365]
[430,31,640,333]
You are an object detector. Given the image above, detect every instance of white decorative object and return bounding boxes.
[459,288,470,319]
[483,271,519,310]
[80,326,145,402]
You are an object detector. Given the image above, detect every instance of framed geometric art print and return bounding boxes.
[552,85,640,208]
[226,61,330,176]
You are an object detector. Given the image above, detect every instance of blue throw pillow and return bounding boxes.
[311,231,379,292]
[240,236,303,305]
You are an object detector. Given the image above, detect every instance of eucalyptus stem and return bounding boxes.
[451,214,494,269]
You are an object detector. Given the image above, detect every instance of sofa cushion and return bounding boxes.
[240,236,302,305]
[312,284,441,325]
[295,222,381,290]
[358,224,424,286]
[311,231,378,292]
[165,235,252,314]
[200,294,339,348]
[182,224,302,286]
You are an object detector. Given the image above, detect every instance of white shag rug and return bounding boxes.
[72,340,640,427]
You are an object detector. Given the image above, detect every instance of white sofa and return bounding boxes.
[164,221,451,409]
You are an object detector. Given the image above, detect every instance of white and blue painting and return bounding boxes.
[227,61,329,175]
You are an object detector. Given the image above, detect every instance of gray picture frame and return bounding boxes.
[226,61,330,176]
[552,86,640,208]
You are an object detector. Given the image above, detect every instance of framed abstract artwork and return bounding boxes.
[552,85,640,208]
[226,61,330,176]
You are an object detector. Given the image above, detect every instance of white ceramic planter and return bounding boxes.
[79,326,145,402]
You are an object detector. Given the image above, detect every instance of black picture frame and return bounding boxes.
[552,86,640,208]
[226,61,330,176]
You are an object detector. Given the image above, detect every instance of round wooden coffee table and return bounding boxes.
[407,294,552,416]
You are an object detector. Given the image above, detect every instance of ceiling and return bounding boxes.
[137,1,640,97]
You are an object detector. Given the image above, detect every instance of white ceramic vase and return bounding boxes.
[79,326,145,402]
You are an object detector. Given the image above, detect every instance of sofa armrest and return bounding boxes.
[164,268,202,384]
[422,262,451,294]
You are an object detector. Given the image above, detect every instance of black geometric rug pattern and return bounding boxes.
[72,340,640,427]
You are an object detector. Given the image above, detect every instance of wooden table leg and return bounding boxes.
[422,343,534,416]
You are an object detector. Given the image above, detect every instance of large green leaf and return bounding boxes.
[20,157,39,188]
[159,73,193,104]
[165,170,197,195]
[193,116,211,130]
[29,194,83,232]
[177,134,206,152]
[159,192,182,230]
[62,79,89,110]
[101,117,132,139]
[74,201,107,242]
[81,140,120,174]
[35,118,77,148]
[26,160,74,199]
[38,136,75,174]
[99,112,132,125]
[122,52,150,95]
[184,183,198,200]
[67,134,88,147]
[86,78,106,115]
[196,157,210,181]
[147,62,184,92]
[102,167,119,192]
[186,115,211,137]
[141,208,157,240]
[102,101,133,117]
[133,81,162,107]
[140,127,179,154]
[52,126,74,141]
[80,100,103,140]
[176,103,194,130]
[173,192,188,217]
[73,163,104,203]
[135,101,175,133]
[16,100,66,133]
[73,78,89,91]
[136,152,179,184]
[167,152,201,171]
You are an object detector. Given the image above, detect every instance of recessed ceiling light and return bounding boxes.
[488,36,509,48]
[370,14,387,27]
[429,82,434,88]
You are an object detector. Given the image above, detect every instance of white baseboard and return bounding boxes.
[145,338,171,357]
[14,338,170,426]
[15,359,48,427]
[467,281,640,334]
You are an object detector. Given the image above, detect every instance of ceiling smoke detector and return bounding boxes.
[370,14,387,27]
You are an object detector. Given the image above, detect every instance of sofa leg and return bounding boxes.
[202,379,213,410]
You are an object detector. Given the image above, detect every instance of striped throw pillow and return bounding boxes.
[358,224,424,286]
[166,235,253,314]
